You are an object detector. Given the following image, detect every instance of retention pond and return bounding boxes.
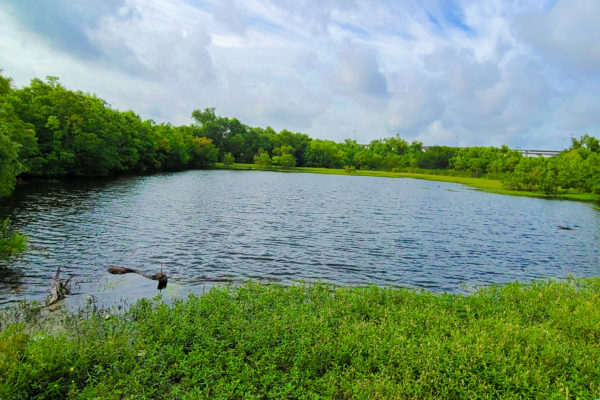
[1,170,599,306]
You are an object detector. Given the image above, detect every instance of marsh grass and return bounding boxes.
[1,279,600,399]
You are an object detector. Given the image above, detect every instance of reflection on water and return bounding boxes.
[0,267,25,296]
[1,170,599,306]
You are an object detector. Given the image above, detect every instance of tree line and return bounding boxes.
[183,108,600,195]
[1,73,600,200]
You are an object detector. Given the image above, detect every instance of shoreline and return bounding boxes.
[216,163,600,204]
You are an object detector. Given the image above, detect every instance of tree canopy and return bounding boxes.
[1,72,599,200]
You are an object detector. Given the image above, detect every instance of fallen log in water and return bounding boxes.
[107,266,141,274]
[108,266,168,290]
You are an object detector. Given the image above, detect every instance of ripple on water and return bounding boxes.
[0,170,599,306]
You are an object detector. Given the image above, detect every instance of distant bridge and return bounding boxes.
[513,149,561,157]
[420,146,561,157]
[358,144,562,157]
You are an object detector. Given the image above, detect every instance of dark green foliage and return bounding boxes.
[0,218,26,259]
[0,74,219,198]
[416,146,458,169]
[500,141,600,194]
[354,148,383,170]
[451,146,510,175]
[305,139,347,169]
[1,279,600,399]
[0,133,22,197]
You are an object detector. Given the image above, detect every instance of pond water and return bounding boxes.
[1,170,599,307]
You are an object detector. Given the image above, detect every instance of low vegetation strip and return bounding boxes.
[1,279,599,399]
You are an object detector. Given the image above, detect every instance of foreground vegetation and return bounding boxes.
[1,279,599,399]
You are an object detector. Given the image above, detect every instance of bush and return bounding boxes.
[0,218,26,259]
[254,151,272,168]
[223,152,235,166]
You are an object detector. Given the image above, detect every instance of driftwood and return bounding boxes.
[46,266,74,306]
[107,266,140,274]
[557,225,574,230]
[108,266,168,290]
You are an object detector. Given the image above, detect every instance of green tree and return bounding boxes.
[189,137,218,168]
[278,153,296,169]
[416,146,457,170]
[163,125,191,170]
[353,149,382,170]
[305,140,347,169]
[254,151,272,168]
[580,152,600,193]
[272,145,296,169]
[571,134,599,153]
[273,130,311,166]
[409,140,423,154]
[0,73,39,177]
[338,139,361,166]
[503,156,545,191]
[0,133,22,197]
[191,107,217,125]
[538,157,559,193]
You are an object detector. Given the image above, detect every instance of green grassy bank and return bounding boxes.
[2,279,600,399]
[216,163,600,203]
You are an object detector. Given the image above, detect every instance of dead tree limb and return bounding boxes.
[108,266,168,290]
[46,266,73,306]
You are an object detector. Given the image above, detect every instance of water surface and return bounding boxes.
[1,170,599,306]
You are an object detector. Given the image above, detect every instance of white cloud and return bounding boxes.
[0,0,598,148]
[514,0,600,73]
[329,40,389,99]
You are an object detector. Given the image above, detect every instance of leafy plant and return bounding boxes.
[223,152,235,166]
[0,218,26,259]
[254,150,272,168]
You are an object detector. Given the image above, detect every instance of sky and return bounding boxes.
[0,0,599,149]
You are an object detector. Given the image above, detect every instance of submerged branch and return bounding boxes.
[108,265,168,290]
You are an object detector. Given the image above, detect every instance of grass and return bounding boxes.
[215,163,600,204]
[1,279,600,399]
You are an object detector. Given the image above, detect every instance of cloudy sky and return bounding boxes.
[0,0,599,149]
